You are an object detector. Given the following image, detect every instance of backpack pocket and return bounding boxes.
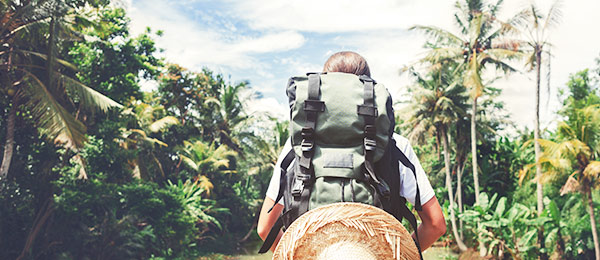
[309,177,374,210]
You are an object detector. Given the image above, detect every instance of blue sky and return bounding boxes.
[126,0,600,132]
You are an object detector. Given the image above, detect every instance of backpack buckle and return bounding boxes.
[301,139,314,152]
[301,127,314,139]
[364,137,377,151]
[292,175,311,196]
[301,127,315,152]
[291,181,303,196]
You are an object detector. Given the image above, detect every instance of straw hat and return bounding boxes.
[273,202,420,260]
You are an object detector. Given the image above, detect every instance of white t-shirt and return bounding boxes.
[265,133,435,206]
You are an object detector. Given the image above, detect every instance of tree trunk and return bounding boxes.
[534,46,548,260]
[587,189,600,260]
[471,97,486,256]
[0,96,17,183]
[17,199,54,260]
[457,161,464,240]
[442,129,468,251]
[471,97,480,205]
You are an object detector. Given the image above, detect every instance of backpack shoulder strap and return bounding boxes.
[394,141,422,211]
[389,139,424,259]
[397,197,424,260]
[268,148,295,213]
[260,149,295,253]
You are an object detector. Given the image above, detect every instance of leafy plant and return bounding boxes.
[167,179,230,231]
[461,193,539,259]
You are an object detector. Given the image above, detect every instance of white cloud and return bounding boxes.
[245,97,288,120]
[127,0,305,71]
[225,0,455,33]
[233,31,305,54]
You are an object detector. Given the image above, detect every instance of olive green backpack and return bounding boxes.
[259,72,423,257]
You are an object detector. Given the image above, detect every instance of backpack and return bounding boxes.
[259,72,423,257]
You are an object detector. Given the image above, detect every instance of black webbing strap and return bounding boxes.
[268,149,296,213]
[396,149,422,211]
[260,150,295,253]
[358,75,381,187]
[294,73,322,219]
[398,202,424,260]
[258,215,284,253]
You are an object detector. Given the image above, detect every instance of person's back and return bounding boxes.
[257,51,446,254]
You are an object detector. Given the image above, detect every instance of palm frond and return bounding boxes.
[410,25,464,46]
[583,161,600,181]
[422,47,464,65]
[1,16,51,44]
[129,129,148,138]
[20,50,79,71]
[468,14,484,47]
[559,173,580,196]
[523,51,536,71]
[484,48,524,62]
[197,175,214,195]
[148,116,179,133]
[180,154,199,172]
[146,137,167,147]
[543,0,563,30]
[465,53,484,99]
[20,69,86,149]
[60,74,122,112]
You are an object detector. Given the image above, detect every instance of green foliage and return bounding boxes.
[49,168,197,259]
[461,192,539,258]
[68,8,161,103]
[167,179,229,231]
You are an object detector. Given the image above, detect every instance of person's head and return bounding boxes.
[323,51,371,77]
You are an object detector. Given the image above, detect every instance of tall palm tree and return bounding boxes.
[404,64,469,251]
[207,81,250,154]
[518,1,563,257]
[0,0,120,181]
[120,94,179,181]
[412,0,522,205]
[520,105,600,259]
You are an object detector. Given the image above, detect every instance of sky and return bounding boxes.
[125,0,600,133]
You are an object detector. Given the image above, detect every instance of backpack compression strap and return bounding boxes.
[357,75,390,203]
[293,73,323,216]
[260,74,324,254]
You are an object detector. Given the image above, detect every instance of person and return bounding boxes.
[257,51,446,253]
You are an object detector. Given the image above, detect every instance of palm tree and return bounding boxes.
[177,140,237,195]
[412,0,522,206]
[207,81,250,154]
[518,1,563,257]
[521,105,600,259]
[404,64,469,251]
[0,0,120,182]
[120,93,179,180]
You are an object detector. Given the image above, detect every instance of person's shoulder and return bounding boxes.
[392,133,411,150]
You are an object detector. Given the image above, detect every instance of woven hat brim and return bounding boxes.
[273,202,420,260]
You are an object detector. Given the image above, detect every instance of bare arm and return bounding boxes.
[412,196,446,251]
[257,197,284,252]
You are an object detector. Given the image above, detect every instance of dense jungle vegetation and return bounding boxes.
[1,0,599,259]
